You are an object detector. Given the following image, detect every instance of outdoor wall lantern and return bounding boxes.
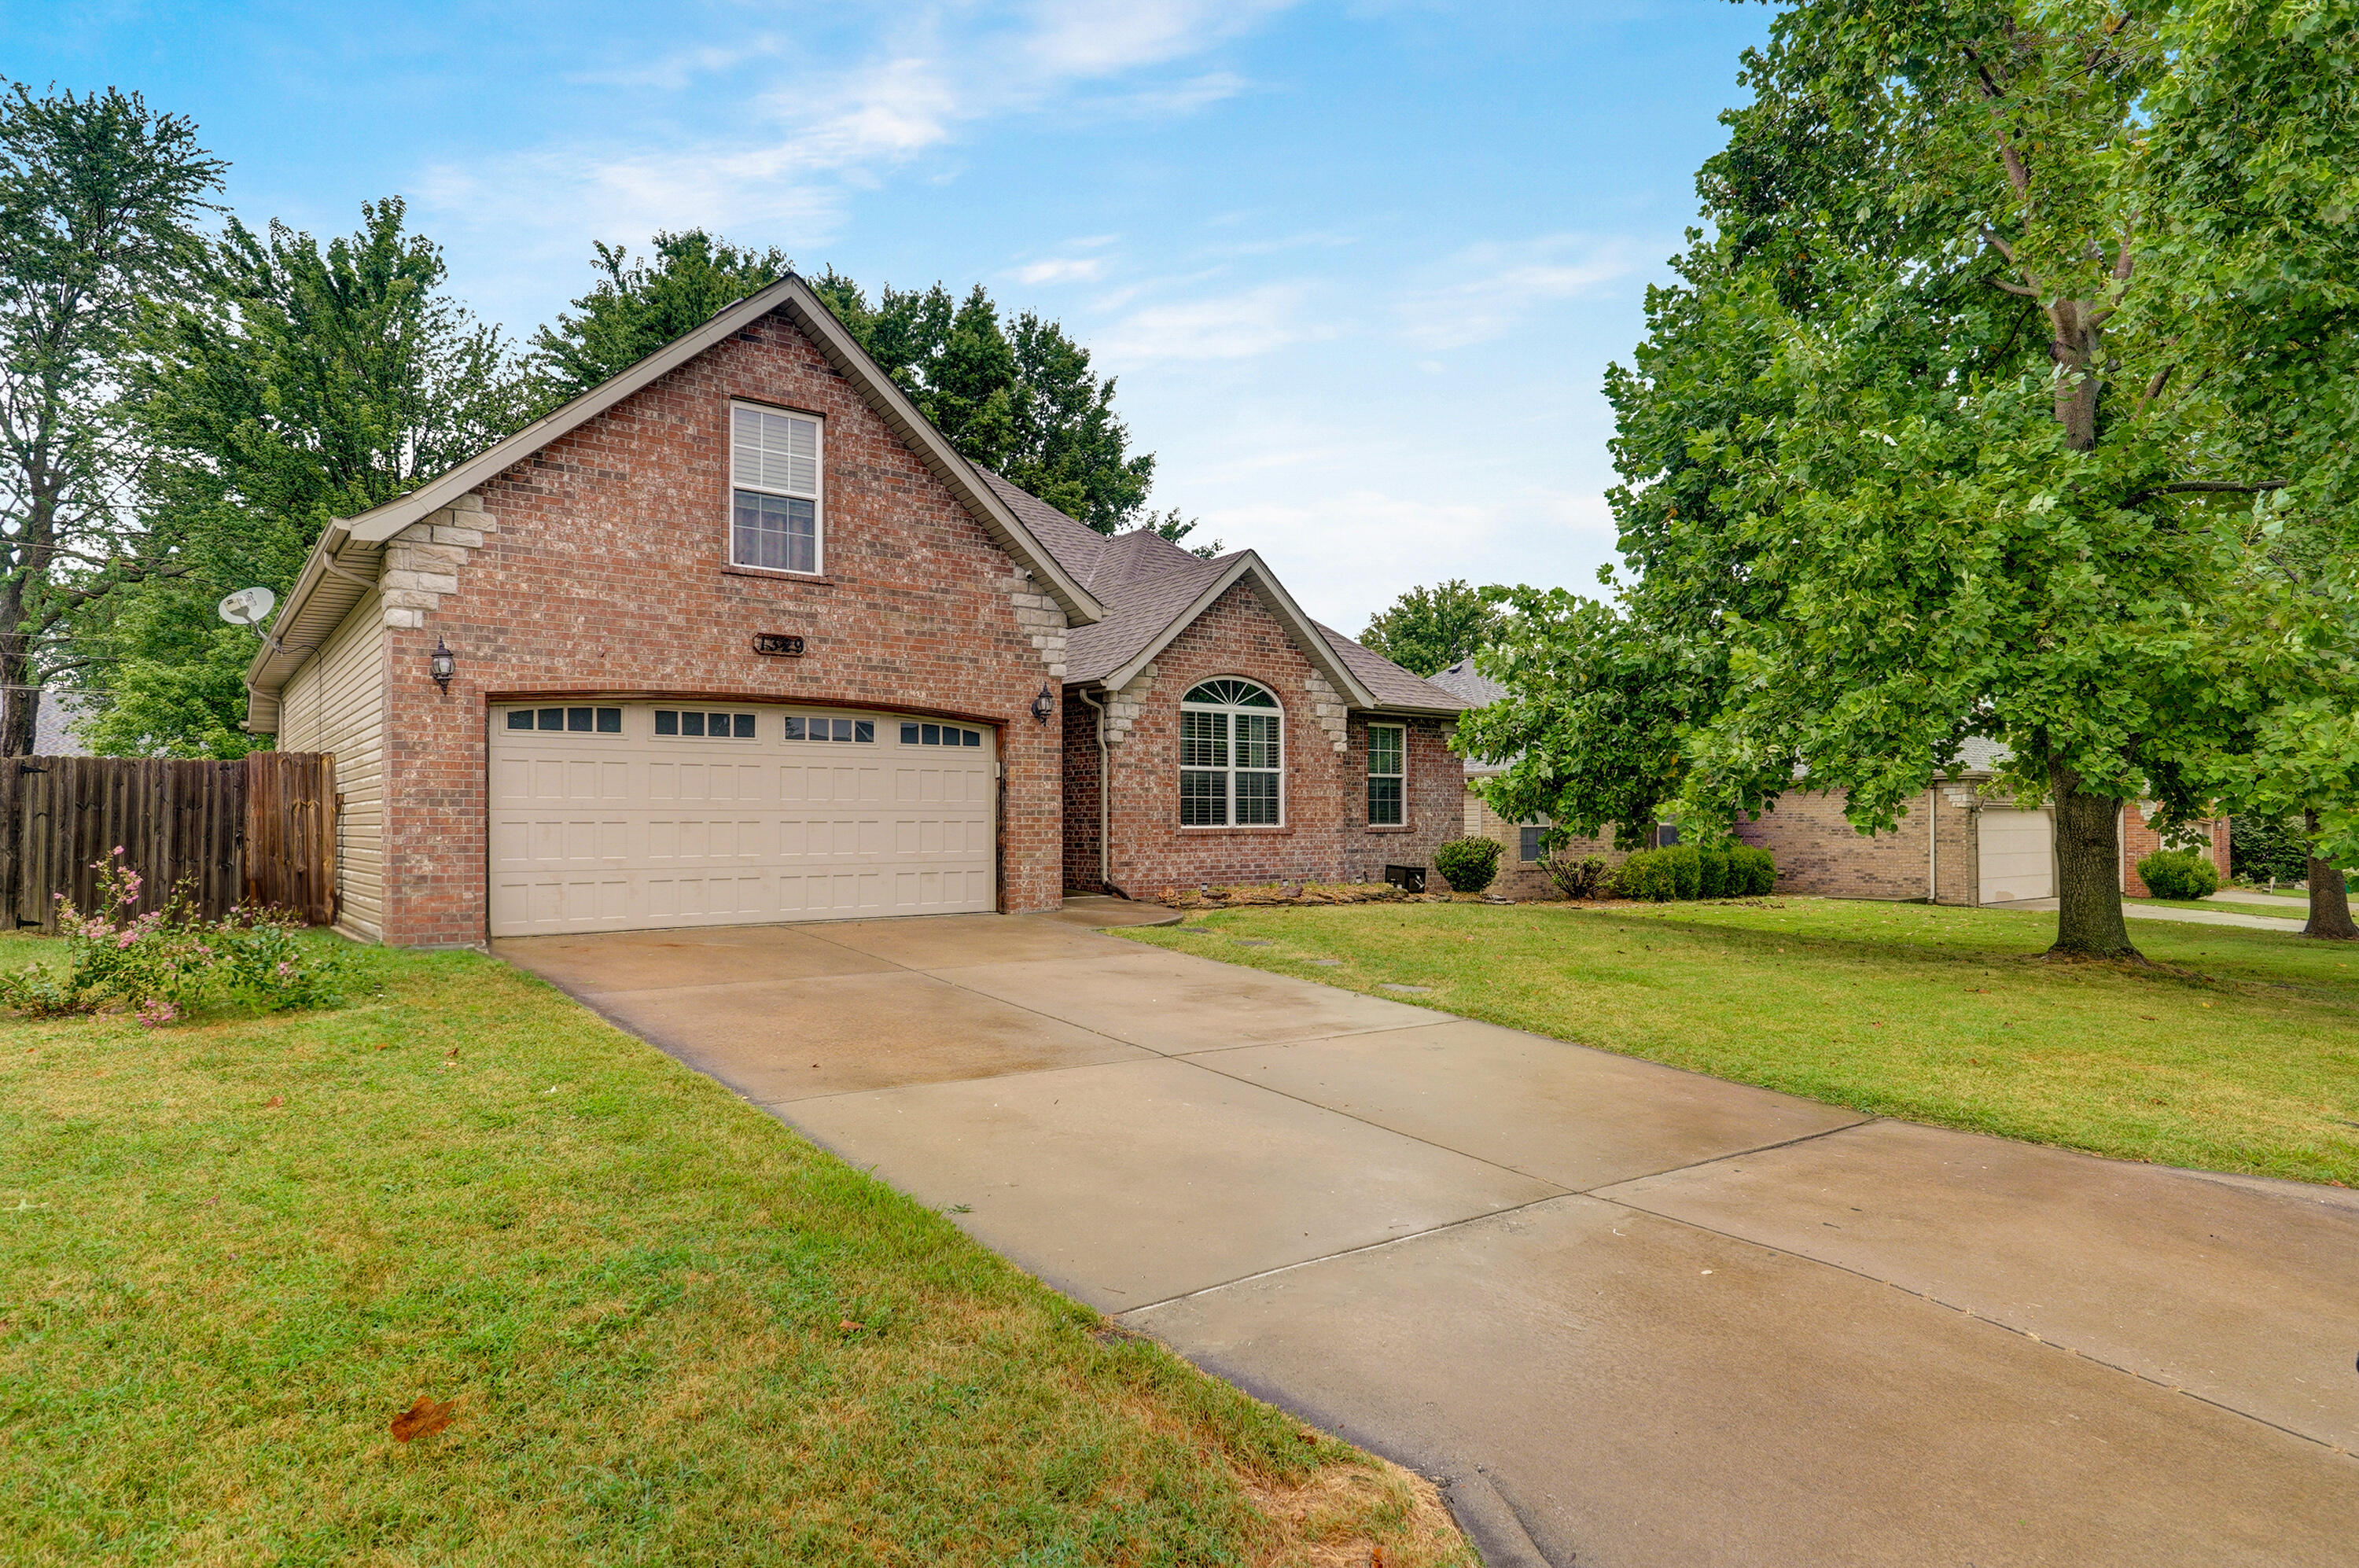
[429,636,456,693]
[1031,684,1055,723]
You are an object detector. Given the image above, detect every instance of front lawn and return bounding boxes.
[0,937,1469,1566]
[1124,899,2359,1187]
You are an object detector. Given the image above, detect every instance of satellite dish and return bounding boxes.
[217,586,277,627]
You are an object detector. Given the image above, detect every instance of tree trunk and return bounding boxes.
[2048,760,2140,959]
[2302,810,2358,940]
[0,633,35,758]
[2049,300,2102,449]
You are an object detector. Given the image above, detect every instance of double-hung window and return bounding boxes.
[1180,679,1283,826]
[731,404,822,573]
[1367,723,1405,826]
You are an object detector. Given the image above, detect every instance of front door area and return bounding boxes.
[488,701,995,937]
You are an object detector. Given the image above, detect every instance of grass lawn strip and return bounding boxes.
[1128,899,2359,1188]
[0,936,1473,1566]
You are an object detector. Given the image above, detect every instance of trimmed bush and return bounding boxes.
[1663,843,1702,900]
[1610,848,1678,902]
[2139,849,2219,901]
[1728,845,1777,896]
[1541,850,1609,900]
[1696,846,1730,899]
[1434,835,1504,894]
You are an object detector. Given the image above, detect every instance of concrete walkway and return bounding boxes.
[498,911,2359,1568]
[2014,894,2311,932]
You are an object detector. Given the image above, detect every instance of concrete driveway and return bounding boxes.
[499,905,2359,1567]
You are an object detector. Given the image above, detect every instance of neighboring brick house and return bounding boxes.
[1435,670,2229,906]
[243,273,1466,945]
[1430,659,1628,898]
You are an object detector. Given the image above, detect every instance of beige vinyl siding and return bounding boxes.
[278,594,387,940]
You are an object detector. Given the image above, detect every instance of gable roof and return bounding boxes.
[981,469,1467,716]
[1429,657,1507,708]
[248,273,1109,705]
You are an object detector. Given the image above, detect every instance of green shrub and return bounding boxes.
[1696,846,1730,899]
[1433,836,1504,893]
[1540,850,1609,900]
[1727,845,1777,896]
[1663,843,1702,900]
[1610,849,1678,902]
[2139,849,2220,901]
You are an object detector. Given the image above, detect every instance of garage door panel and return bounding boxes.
[490,703,995,937]
[1980,808,2055,904]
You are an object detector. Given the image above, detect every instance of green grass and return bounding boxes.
[0,936,1470,1567]
[1124,898,2359,1187]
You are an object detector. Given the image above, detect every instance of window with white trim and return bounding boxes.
[1180,679,1283,826]
[1367,723,1405,826]
[731,404,822,573]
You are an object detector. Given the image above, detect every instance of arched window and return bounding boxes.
[1180,678,1283,826]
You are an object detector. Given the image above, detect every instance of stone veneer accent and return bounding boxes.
[378,494,495,629]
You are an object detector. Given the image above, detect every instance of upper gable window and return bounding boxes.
[731,404,823,574]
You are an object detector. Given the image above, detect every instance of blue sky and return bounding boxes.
[10,1,1770,632]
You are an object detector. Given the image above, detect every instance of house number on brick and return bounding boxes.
[751,633,805,657]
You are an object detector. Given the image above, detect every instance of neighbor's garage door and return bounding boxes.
[1978,807,2054,904]
[489,701,995,937]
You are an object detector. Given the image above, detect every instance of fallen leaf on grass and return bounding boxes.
[265,1095,283,1108]
[838,1319,865,1332]
[390,1395,458,1442]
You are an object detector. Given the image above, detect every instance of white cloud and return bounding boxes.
[416,3,1299,281]
[1022,0,1294,73]
[1398,235,1640,350]
[1197,484,1617,626]
[1014,255,1110,284]
[1095,283,1329,361]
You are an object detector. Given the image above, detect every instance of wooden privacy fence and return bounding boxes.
[0,752,336,930]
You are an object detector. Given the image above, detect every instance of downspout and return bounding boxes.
[1927,786,1938,904]
[1076,686,1115,896]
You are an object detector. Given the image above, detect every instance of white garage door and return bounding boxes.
[489,701,995,937]
[1978,808,2054,904]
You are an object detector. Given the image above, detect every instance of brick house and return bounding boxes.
[1432,666,2229,905]
[243,274,1467,945]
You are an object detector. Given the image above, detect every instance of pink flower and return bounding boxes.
[134,997,179,1029]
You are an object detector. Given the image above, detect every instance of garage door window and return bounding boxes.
[655,709,757,738]
[507,706,621,733]
[786,716,874,742]
[901,722,982,746]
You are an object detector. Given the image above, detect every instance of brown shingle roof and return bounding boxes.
[979,469,1467,712]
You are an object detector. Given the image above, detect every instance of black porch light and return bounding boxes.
[429,635,456,693]
[1030,684,1055,723]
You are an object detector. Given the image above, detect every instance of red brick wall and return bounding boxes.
[1463,786,1629,899]
[1094,580,1457,894]
[1062,694,1104,893]
[377,307,1066,945]
[2119,808,2232,896]
[1737,790,1943,902]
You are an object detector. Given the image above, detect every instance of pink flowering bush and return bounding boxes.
[0,850,354,1025]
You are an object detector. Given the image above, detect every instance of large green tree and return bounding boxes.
[0,83,222,756]
[1466,0,2359,958]
[1358,580,1508,677]
[78,197,534,756]
[533,234,1196,542]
